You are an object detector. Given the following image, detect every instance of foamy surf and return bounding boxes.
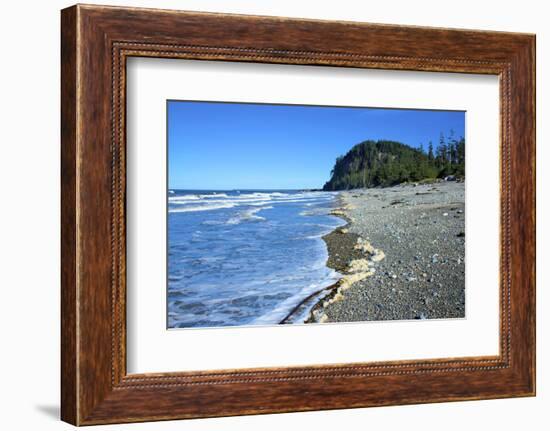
[168,202,237,213]
[167,189,344,328]
[226,206,273,225]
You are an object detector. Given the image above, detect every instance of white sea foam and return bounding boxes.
[171,196,334,218]
[226,206,273,225]
[202,193,229,198]
[168,191,344,328]
[169,195,201,202]
[247,201,275,206]
[170,198,268,206]
[169,192,325,209]
[251,268,341,325]
[168,203,236,213]
[169,191,327,203]
[168,192,337,216]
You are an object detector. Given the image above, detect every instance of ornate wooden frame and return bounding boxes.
[61,4,536,425]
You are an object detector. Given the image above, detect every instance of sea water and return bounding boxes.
[167,190,345,328]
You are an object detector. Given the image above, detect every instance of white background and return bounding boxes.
[127,59,500,373]
[0,0,547,430]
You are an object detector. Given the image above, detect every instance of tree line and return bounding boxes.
[322,131,465,190]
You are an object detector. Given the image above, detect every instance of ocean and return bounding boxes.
[167,189,345,328]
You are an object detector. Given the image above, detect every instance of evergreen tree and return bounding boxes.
[428,141,434,161]
[323,132,465,191]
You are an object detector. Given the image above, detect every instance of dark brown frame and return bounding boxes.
[61,4,536,426]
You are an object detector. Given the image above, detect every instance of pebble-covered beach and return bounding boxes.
[307,181,465,323]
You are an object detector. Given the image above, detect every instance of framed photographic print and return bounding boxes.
[61,4,536,425]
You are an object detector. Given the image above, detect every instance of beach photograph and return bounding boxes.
[167,100,466,329]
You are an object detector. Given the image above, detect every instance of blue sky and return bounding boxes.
[168,101,465,190]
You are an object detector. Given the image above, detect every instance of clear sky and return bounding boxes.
[168,100,465,190]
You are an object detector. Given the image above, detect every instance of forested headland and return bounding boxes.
[323,132,465,191]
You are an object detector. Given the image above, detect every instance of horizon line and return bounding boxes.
[168,187,324,191]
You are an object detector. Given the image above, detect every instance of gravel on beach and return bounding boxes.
[310,181,465,323]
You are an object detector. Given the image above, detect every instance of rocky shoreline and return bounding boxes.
[307,181,466,323]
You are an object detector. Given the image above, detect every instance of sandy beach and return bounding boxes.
[306,181,465,323]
